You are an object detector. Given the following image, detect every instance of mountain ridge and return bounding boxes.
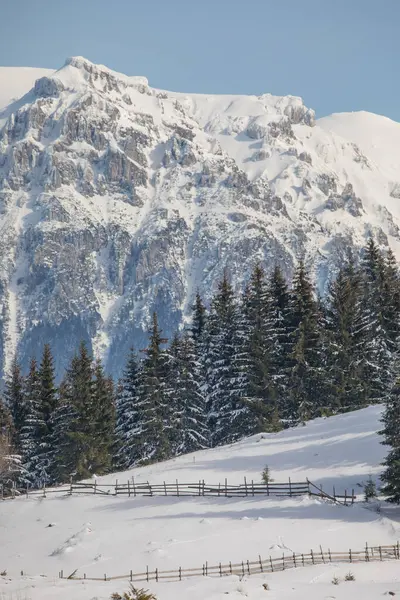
[1,57,400,378]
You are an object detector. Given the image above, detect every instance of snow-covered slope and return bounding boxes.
[1,57,400,377]
[0,406,398,600]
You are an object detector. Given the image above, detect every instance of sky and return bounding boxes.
[1,0,399,120]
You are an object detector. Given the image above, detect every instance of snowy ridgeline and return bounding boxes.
[1,58,400,379]
[1,405,400,600]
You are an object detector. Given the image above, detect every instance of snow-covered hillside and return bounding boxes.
[1,57,400,378]
[1,405,400,600]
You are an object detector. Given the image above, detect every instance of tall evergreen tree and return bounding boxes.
[286,261,327,423]
[361,238,391,403]
[20,358,42,486]
[4,357,26,452]
[167,332,209,454]
[380,377,400,503]
[136,314,171,463]
[92,359,115,474]
[114,349,141,469]
[325,259,370,412]
[205,272,256,445]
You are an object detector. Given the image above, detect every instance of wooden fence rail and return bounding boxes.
[59,542,400,583]
[2,477,356,505]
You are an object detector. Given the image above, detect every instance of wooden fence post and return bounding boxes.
[219,562,222,577]
[247,560,250,575]
[218,482,221,497]
[127,480,130,497]
[205,561,208,576]
[328,549,332,562]
[270,556,274,572]
[282,553,285,570]
[115,480,118,496]
[26,483,29,499]
[43,483,46,498]
[344,489,347,505]
[352,489,355,505]
[155,568,158,582]
[244,477,248,496]
[311,549,315,564]
[333,486,336,501]
[259,555,263,572]
[241,561,245,577]
[94,480,97,495]
[199,480,201,496]
[176,479,179,497]
[179,566,182,581]
[146,566,149,582]
[164,482,167,496]
[130,570,133,581]
[225,478,228,497]
[293,552,297,567]
[267,479,269,496]
[132,477,136,497]
[289,477,292,497]
[320,545,325,564]
[230,561,232,575]
[202,480,205,496]
[365,542,369,562]
[349,548,352,563]
[301,554,305,566]
[251,480,254,497]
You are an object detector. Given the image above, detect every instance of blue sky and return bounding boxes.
[1,0,399,120]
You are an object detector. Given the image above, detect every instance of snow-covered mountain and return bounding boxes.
[1,56,400,378]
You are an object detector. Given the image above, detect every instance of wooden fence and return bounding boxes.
[59,542,400,583]
[2,477,356,505]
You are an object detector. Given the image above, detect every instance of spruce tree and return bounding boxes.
[286,261,326,423]
[20,358,42,486]
[361,238,391,403]
[205,272,256,445]
[4,357,26,452]
[380,377,400,503]
[239,265,280,432]
[325,259,370,412]
[92,359,115,474]
[114,349,141,469]
[167,332,208,454]
[136,314,171,463]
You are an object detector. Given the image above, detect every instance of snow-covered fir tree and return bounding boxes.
[114,348,141,469]
[135,313,171,464]
[167,332,209,454]
[4,357,26,452]
[205,272,256,445]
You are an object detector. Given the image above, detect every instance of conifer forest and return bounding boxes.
[1,238,400,492]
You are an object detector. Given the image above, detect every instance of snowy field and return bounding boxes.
[2,405,400,600]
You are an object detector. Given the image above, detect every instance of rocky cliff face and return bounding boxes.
[0,57,399,378]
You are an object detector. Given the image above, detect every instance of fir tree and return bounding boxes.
[380,377,400,503]
[32,345,58,486]
[167,332,209,454]
[136,314,171,463]
[92,359,115,474]
[4,357,26,452]
[361,238,391,403]
[325,259,370,412]
[286,261,326,423]
[114,349,141,469]
[205,272,256,445]
[20,358,42,486]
